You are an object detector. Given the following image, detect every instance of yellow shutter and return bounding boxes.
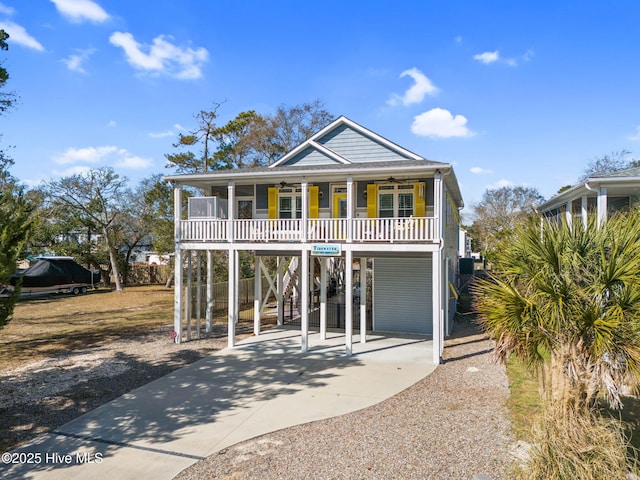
[309,186,319,218]
[367,184,377,218]
[268,187,277,219]
[414,182,426,217]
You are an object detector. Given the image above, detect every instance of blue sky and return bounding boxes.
[1,0,640,215]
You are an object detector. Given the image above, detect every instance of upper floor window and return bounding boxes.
[378,184,414,218]
[279,188,302,219]
[237,199,253,219]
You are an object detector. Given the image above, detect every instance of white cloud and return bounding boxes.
[50,0,110,23]
[387,68,438,106]
[474,49,533,67]
[487,179,514,189]
[109,32,162,70]
[114,154,153,169]
[53,145,152,170]
[149,123,187,138]
[629,125,640,142]
[455,35,462,45]
[22,176,45,188]
[51,165,92,177]
[411,108,476,138]
[54,145,117,164]
[109,31,208,80]
[470,167,493,174]
[0,3,15,15]
[148,130,174,139]
[107,120,116,127]
[0,20,44,51]
[62,48,95,73]
[473,50,500,64]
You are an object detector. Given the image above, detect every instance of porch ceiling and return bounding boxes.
[164,160,447,188]
[165,159,464,209]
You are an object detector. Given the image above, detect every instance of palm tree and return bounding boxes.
[473,211,640,411]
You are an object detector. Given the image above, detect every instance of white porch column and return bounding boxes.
[228,248,236,348]
[277,256,284,326]
[444,258,450,336]
[433,171,443,239]
[227,181,235,242]
[173,183,183,343]
[301,250,309,352]
[320,256,327,341]
[254,256,261,336]
[565,201,572,228]
[186,251,192,341]
[597,186,607,228]
[345,248,353,356]
[310,255,315,310]
[581,196,588,228]
[360,257,367,343]
[346,176,354,243]
[196,252,202,338]
[432,249,442,365]
[301,178,308,242]
[432,170,444,365]
[206,250,213,334]
[234,250,239,325]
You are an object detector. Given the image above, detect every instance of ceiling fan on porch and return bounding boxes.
[386,176,408,184]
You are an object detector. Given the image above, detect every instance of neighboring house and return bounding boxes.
[125,235,162,264]
[459,228,473,258]
[54,230,102,246]
[53,230,162,266]
[539,166,640,227]
[165,116,463,364]
[145,253,170,266]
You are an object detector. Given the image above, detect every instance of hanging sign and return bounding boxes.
[311,244,342,256]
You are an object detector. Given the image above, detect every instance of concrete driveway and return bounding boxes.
[4,328,435,480]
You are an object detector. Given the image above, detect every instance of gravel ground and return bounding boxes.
[0,323,253,453]
[176,319,516,480]
[1,319,516,479]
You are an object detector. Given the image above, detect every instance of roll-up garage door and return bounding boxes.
[373,257,432,334]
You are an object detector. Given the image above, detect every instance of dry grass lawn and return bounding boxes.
[0,285,254,453]
[1,285,174,370]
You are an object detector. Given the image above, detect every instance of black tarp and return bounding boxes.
[11,258,100,288]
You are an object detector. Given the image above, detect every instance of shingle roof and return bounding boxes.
[593,166,640,178]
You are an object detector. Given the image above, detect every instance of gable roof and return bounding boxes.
[270,116,424,168]
[164,116,463,208]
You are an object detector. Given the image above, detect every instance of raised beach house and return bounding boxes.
[165,116,463,364]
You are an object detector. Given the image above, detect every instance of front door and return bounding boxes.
[331,187,348,239]
[333,193,348,218]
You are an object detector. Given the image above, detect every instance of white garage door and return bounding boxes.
[373,257,432,334]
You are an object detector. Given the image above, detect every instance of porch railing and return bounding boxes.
[179,217,437,243]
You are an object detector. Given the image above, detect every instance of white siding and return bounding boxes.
[373,257,432,334]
